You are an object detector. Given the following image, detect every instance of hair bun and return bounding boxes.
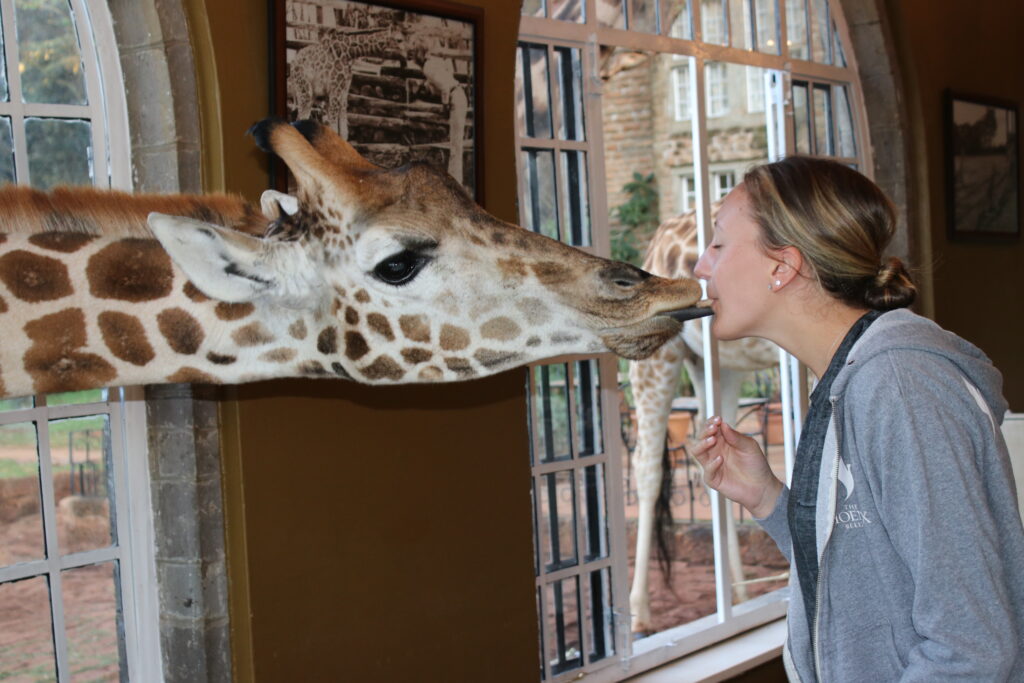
[865,256,916,310]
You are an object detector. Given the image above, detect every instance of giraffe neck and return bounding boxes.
[0,227,346,397]
[341,28,393,57]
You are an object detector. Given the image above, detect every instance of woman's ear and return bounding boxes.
[771,246,805,288]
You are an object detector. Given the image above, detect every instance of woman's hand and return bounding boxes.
[692,416,783,519]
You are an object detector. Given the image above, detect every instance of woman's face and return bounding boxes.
[693,185,776,340]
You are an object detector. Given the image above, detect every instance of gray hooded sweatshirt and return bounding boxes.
[757,309,1024,682]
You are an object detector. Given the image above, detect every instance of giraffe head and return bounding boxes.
[147,119,703,383]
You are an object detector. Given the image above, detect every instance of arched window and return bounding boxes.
[517,0,869,679]
[0,1,157,681]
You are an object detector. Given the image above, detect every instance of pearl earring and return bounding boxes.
[775,280,782,287]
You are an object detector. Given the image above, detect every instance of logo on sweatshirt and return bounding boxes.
[835,458,872,530]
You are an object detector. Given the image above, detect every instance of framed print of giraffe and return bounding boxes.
[273,0,481,198]
[0,118,708,400]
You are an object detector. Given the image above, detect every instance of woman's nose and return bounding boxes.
[693,250,710,280]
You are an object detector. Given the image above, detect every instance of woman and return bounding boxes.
[691,156,1024,681]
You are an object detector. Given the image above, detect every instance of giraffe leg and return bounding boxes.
[628,334,686,636]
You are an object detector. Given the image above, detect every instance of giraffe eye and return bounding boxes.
[372,250,429,285]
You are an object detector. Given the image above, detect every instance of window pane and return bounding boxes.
[793,81,810,153]
[666,0,693,38]
[0,395,33,412]
[531,364,572,463]
[560,150,591,246]
[0,116,14,184]
[580,464,608,560]
[0,14,8,102]
[62,562,125,680]
[836,84,856,158]
[810,0,830,64]
[585,568,614,662]
[26,117,93,189]
[750,0,779,54]
[46,389,108,407]
[517,44,553,139]
[701,0,728,45]
[784,0,808,60]
[0,422,44,565]
[523,0,546,18]
[705,62,729,118]
[0,576,57,679]
[521,149,559,239]
[542,470,577,570]
[551,0,584,23]
[15,0,88,105]
[574,359,603,457]
[554,46,584,141]
[544,577,581,675]
[631,0,658,34]
[598,0,627,29]
[813,83,833,155]
[49,415,114,554]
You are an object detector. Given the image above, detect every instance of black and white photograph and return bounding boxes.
[945,91,1020,239]
[274,0,480,196]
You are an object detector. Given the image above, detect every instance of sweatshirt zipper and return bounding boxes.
[812,396,841,682]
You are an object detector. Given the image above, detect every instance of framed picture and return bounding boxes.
[944,91,1020,240]
[272,0,482,199]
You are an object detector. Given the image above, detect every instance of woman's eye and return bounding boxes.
[372,250,428,285]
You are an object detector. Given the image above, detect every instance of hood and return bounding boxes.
[833,308,1008,423]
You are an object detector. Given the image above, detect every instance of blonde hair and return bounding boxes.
[743,156,916,310]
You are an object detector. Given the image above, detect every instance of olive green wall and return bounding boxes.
[886,1,1024,411]
[201,2,536,680]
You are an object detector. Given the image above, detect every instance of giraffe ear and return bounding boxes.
[260,190,299,219]
[147,212,315,304]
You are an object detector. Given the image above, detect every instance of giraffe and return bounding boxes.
[289,25,403,140]
[0,118,707,400]
[627,202,778,636]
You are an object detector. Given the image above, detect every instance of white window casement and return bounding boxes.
[519,1,870,680]
[0,1,158,681]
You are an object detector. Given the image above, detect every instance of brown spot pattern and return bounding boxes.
[87,239,173,302]
[317,327,338,354]
[0,295,6,313]
[156,308,204,355]
[480,317,521,341]
[260,348,297,363]
[215,302,255,321]
[401,348,432,364]
[183,281,209,302]
[440,324,469,351]
[331,362,351,379]
[516,298,552,325]
[206,352,237,365]
[344,331,369,360]
[288,319,307,340]
[366,313,394,341]
[166,367,218,384]
[98,311,155,366]
[418,366,443,381]
[399,315,430,343]
[231,322,275,347]
[354,289,370,303]
[344,307,359,325]
[28,232,96,253]
[531,261,573,285]
[298,360,329,376]
[474,348,524,369]
[0,250,73,302]
[497,257,527,279]
[526,336,542,347]
[359,355,405,381]
[444,357,476,377]
[24,308,116,393]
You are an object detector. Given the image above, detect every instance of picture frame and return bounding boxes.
[944,90,1020,240]
[271,0,483,200]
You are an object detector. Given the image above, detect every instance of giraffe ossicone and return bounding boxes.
[0,118,703,399]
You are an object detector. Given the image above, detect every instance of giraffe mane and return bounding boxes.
[0,185,267,237]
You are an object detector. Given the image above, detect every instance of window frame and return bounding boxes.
[519,0,871,680]
[0,0,156,679]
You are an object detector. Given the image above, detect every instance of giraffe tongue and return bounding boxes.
[661,301,714,322]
